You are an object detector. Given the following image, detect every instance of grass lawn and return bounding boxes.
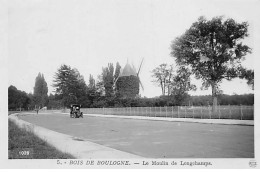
[8,119,75,159]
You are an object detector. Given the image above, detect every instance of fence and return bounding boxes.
[75,105,253,120]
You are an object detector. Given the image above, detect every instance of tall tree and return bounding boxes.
[170,66,196,105]
[151,63,174,96]
[101,62,121,97]
[33,73,48,108]
[87,74,98,104]
[88,74,96,89]
[53,64,87,107]
[102,63,114,97]
[8,85,30,110]
[170,16,253,112]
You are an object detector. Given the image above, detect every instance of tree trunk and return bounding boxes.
[211,82,218,113]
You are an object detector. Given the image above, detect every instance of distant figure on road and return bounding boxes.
[36,108,39,114]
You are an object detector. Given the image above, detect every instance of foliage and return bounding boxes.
[151,63,174,96]
[46,94,63,109]
[101,62,121,97]
[152,64,196,105]
[170,66,197,105]
[33,73,48,108]
[239,69,254,90]
[170,16,252,112]
[8,85,30,110]
[88,74,96,89]
[102,63,114,97]
[8,84,254,110]
[191,94,254,106]
[52,64,88,107]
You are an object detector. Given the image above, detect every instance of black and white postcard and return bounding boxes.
[1,0,259,169]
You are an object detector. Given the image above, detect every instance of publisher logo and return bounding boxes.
[249,160,257,168]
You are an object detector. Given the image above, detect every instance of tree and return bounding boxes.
[170,16,253,112]
[170,66,196,105]
[101,62,121,97]
[8,85,30,111]
[33,73,48,109]
[239,68,254,90]
[52,64,88,107]
[151,63,174,96]
[102,63,114,97]
[88,74,96,90]
[46,93,63,109]
[114,62,121,84]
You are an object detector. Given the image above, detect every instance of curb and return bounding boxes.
[22,112,254,126]
[9,113,143,159]
[77,113,254,126]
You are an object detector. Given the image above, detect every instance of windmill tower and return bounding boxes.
[114,59,144,98]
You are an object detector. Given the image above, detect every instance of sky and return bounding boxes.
[8,0,259,97]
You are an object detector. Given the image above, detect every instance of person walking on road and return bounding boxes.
[36,107,39,114]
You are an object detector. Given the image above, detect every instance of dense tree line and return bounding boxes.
[8,85,31,111]
[8,73,49,111]
[8,62,254,111]
[190,94,254,106]
[8,83,254,111]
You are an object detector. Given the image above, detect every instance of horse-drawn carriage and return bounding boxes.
[70,104,83,118]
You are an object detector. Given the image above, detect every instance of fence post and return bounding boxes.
[240,105,243,120]
[150,106,151,117]
[192,107,194,118]
[177,106,179,118]
[229,105,232,119]
[218,104,221,119]
[185,106,187,118]
[200,106,202,119]
[208,106,211,119]
[172,106,173,118]
[160,106,161,117]
[165,106,167,118]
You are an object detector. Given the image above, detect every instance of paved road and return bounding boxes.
[19,113,254,158]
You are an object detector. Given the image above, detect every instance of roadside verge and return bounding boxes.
[9,113,142,159]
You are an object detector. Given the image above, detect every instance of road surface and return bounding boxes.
[18,113,254,158]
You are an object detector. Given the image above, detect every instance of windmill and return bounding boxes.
[114,58,144,98]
